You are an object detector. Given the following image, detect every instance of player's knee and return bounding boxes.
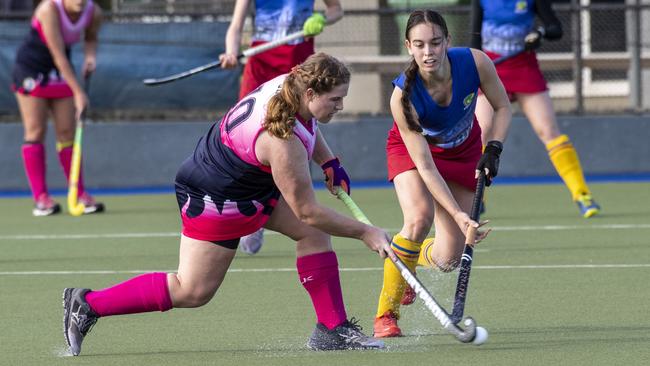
[176,288,217,308]
[296,231,331,252]
[24,129,46,142]
[536,127,562,145]
[55,128,75,142]
[403,217,433,242]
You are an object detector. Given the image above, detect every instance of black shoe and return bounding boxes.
[78,193,105,215]
[83,202,105,214]
[62,288,98,356]
[307,318,385,350]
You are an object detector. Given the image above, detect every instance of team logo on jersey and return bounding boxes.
[463,92,475,109]
[22,77,37,92]
[515,0,528,14]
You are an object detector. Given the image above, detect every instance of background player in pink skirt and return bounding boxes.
[62,53,390,356]
[471,0,600,218]
[12,0,104,216]
[219,0,344,255]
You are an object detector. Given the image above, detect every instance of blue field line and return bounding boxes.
[1,173,649,198]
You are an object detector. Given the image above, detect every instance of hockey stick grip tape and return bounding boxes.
[336,189,372,225]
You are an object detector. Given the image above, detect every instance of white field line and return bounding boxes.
[0,232,180,240]
[1,263,649,276]
[1,223,649,241]
[491,223,650,231]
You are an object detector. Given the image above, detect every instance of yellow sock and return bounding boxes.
[546,135,590,201]
[417,237,436,267]
[376,234,421,318]
[56,141,73,152]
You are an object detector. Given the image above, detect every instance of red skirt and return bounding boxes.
[486,50,547,100]
[239,38,314,99]
[386,118,482,191]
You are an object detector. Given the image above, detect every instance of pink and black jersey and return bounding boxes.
[175,74,318,242]
[12,0,95,98]
[222,74,318,169]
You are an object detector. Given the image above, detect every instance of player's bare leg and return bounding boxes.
[519,92,600,217]
[16,93,60,215]
[265,197,384,350]
[63,236,236,356]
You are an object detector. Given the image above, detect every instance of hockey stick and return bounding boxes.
[450,171,486,324]
[143,30,306,86]
[67,75,90,217]
[492,49,526,65]
[335,189,479,343]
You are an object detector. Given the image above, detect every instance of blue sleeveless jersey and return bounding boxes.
[252,0,313,43]
[481,0,535,56]
[393,47,480,149]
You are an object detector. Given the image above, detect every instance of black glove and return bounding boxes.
[524,27,544,51]
[476,140,503,186]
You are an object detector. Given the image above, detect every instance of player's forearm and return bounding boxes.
[84,40,97,60]
[50,53,82,93]
[324,4,343,24]
[421,169,463,217]
[410,145,463,216]
[298,203,368,240]
[312,130,335,165]
[486,105,511,143]
[224,26,243,55]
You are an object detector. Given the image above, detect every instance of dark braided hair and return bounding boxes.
[400,10,449,140]
[265,52,350,139]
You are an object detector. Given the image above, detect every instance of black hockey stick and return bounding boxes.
[450,171,486,324]
[336,189,479,343]
[143,30,305,86]
[492,49,526,65]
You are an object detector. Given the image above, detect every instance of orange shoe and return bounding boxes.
[373,311,402,338]
[401,285,416,306]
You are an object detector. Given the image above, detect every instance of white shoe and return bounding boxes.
[240,228,264,255]
[33,193,61,216]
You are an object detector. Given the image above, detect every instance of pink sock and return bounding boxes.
[21,143,47,201]
[85,272,173,317]
[57,146,85,196]
[297,251,347,330]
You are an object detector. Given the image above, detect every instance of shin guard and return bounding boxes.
[376,234,421,318]
[297,251,347,330]
[21,143,48,201]
[546,134,590,200]
[85,272,172,317]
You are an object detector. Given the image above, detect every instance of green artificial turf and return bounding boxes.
[1,182,649,365]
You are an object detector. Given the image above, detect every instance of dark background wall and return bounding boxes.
[1,115,648,192]
[0,20,240,115]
